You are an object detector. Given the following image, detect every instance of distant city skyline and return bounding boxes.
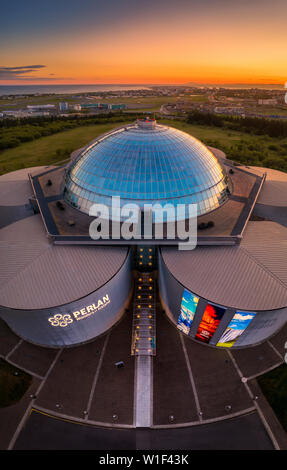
[1,0,287,86]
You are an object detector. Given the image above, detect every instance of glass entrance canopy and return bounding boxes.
[64,119,229,221]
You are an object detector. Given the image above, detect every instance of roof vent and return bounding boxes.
[137,117,156,129]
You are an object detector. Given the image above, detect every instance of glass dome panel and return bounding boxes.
[64,120,229,221]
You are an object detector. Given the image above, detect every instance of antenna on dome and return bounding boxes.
[137,117,156,129]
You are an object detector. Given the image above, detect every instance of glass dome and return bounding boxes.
[63,119,229,221]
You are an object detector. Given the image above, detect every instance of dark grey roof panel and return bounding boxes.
[0,215,128,310]
[161,221,287,311]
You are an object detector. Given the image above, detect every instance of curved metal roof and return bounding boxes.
[249,166,287,207]
[0,166,52,206]
[64,120,229,220]
[0,215,128,310]
[161,221,287,311]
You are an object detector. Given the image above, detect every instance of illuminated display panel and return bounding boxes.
[195,302,226,343]
[177,289,199,334]
[216,311,256,348]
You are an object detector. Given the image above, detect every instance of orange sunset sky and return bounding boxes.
[1,0,287,86]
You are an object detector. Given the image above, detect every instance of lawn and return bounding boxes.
[0,116,286,175]
[0,120,131,175]
[258,363,287,432]
[159,118,284,147]
[159,119,287,172]
[0,359,32,407]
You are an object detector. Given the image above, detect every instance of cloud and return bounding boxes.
[233,313,255,321]
[0,65,46,79]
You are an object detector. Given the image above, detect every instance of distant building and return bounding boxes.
[214,106,244,115]
[258,99,278,105]
[80,103,100,109]
[27,104,56,111]
[79,103,126,110]
[108,103,127,110]
[2,110,32,118]
[59,102,69,112]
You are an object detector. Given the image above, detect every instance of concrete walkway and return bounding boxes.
[134,355,153,427]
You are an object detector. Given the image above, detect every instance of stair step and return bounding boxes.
[131,272,156,356]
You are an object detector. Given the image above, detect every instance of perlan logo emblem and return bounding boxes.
[48,314,73,328]
[48,295,110,328]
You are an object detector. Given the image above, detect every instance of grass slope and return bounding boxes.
[0,117,286,175]
[0,121,130,175]
[159,119,287,172]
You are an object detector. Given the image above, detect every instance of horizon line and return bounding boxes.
[0,82,285,87]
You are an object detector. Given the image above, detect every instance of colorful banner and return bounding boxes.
[177,289,199,334]
[195,302,226,343]
[216,311,256,347]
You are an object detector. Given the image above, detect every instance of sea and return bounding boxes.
[0,84,152,96]
[0,83,285,96]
